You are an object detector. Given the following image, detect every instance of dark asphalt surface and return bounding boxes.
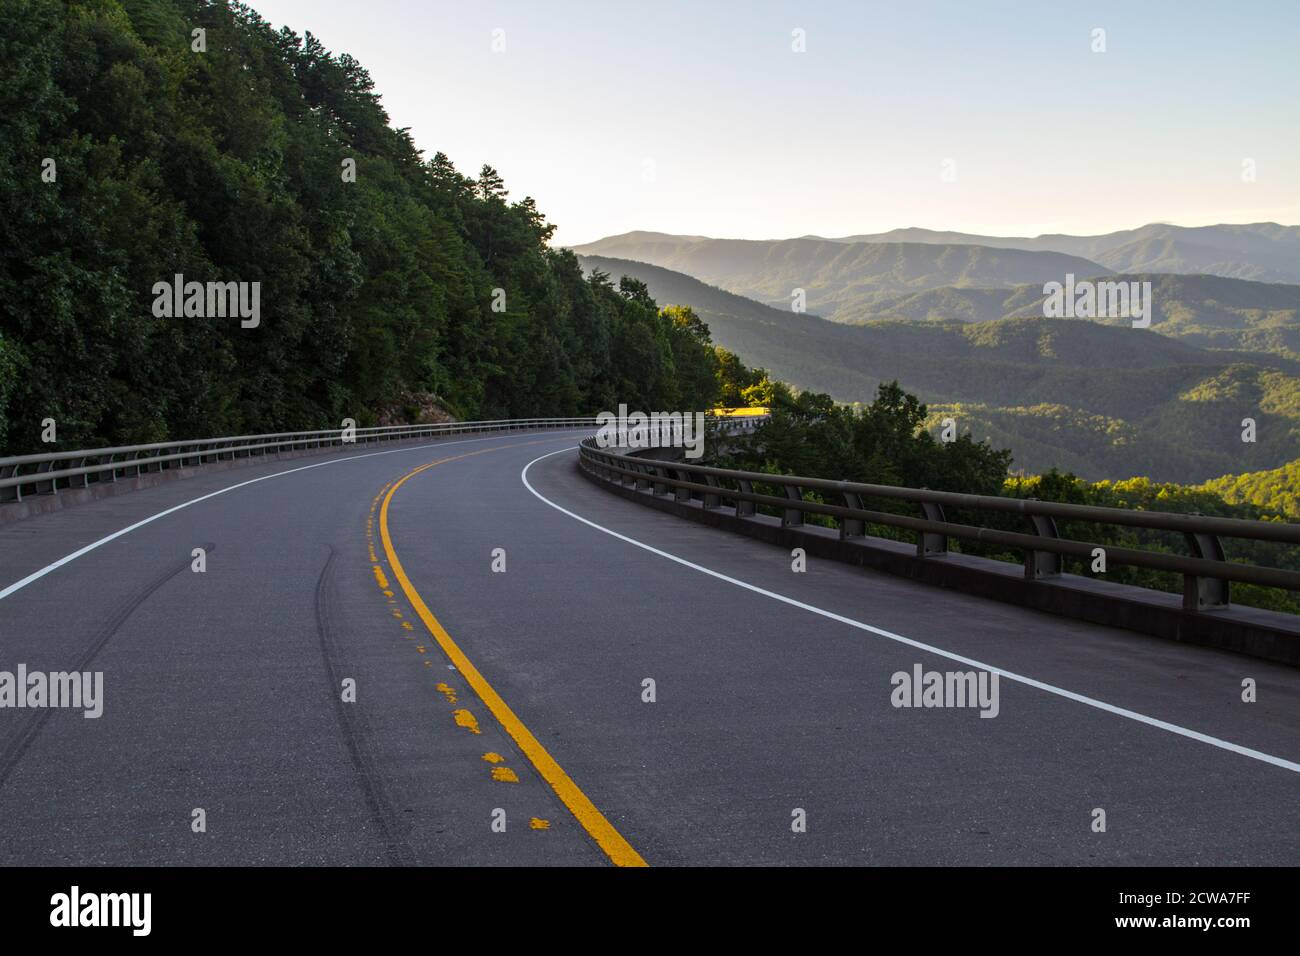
[0,429,1296,865]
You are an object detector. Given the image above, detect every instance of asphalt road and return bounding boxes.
[0,429,1296,865]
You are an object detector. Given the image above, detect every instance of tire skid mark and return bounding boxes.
[0,543,215,791]
[314,546,416,867]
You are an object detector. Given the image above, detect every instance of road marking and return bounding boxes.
[382,454,648,867]
[0,431,588,601]
[521,446,1300,776]
[452,709,481,734]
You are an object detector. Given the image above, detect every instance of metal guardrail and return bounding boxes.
[578,438,1300,611]
[0,418,599,503]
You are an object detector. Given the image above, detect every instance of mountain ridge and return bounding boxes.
[572,235,1113,322]
[572,221,1300,287]
[579,254,1300,483]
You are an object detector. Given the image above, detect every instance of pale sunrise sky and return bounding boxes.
[247,0,1300,246]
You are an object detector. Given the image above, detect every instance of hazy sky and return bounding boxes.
[248,0,1300,246]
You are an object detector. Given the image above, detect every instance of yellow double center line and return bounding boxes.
[379,443,647,867]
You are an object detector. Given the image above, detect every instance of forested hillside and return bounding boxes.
[861,273,1300,360]
[0,0,745,454]
[1200,458,1300,517]
[581,256,1300,483]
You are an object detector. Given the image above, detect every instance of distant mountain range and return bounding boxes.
[579,254,1300,483]
[572,234,1110,323]
[572,222,1300,322]
[819,222,1300,284]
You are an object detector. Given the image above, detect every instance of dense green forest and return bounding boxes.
[1200,457,1300,517]
[0,0,756,453]
[716,381,1013,497]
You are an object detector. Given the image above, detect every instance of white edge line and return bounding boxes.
[0,431,586,602]
[521,445,1300,775]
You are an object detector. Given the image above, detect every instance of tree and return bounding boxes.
[0,0,769,453]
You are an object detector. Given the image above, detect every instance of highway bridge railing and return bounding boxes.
[578,438,1300,663]
[0,417,599,505]
[0,411,765,520]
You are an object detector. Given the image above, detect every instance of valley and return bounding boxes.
[577,253,1300,484]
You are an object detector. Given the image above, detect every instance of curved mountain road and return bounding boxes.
[0,428,1296,866]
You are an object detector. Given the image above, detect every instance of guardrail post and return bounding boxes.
[633,464,652,491]
[917,499,948,557]
[1183,521,1230,610]
[782,484,804,527]
[673,468,693,503]
[702,474,722,510]
[734,478,755,517]
[0,463,20,502]
[33,460,56,494]
[652,466,669,496]
[1024,505,1062,579]
[840,489,865,539]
